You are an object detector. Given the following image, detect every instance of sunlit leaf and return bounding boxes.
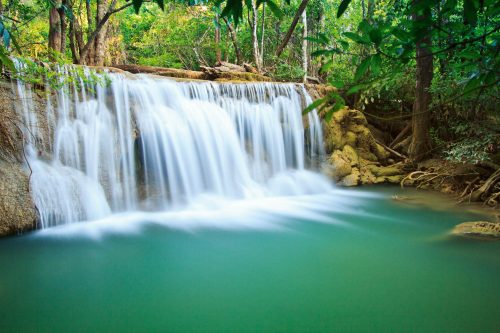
[354,56,372,81]
[347,83,365,95]
[303,97,326,115]
[343,32,370,44]
[266,0,283,19]
[0,45,15,72]
[319,60,334,74]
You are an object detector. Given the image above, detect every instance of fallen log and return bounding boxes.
[112,64,207,80]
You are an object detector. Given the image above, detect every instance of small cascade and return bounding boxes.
[13,65,330,228]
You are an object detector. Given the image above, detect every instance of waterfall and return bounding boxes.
[13,65,330,228]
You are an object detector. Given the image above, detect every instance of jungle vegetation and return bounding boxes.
[0,0,498,165]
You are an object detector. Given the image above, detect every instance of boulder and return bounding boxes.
[322,107,405,186]
[341,168,360,187]
[366,163,405,177]
[328,150,352,180]
[323,108,388,161]
[451,221,500,239]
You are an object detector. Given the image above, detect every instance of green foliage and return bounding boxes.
[444,122,498,164]
[0,45,15,71]
[119,5,220,69]
[133,0,165,13]
[221,0,244,26]
[272,57,305,81]
[13,57,110,94]
[0,0,497,165]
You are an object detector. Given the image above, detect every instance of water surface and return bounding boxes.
[0,187,499,333]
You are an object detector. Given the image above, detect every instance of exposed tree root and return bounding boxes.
[470,169,500,204]
[401,161,499,208]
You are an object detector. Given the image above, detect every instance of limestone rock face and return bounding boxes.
[322,107,405,186]
[0,81,46,236]
[451,221,500,239]
[323,108,388,162]
[328,149,352,180]
[0,162,37,236]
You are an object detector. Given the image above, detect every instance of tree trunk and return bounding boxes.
[409,4,433,161]
[302,8,307,83]
[367,0,375,23]
[275,0,309,57]
[78,0,120,65]
[0,0,3,47]
[69,20,79,63]
[251,0,262,72]
[48,5,62,59]
[317,6,326,77]
[84,0,95,64]
[74,17,85,55]
[215,9,221,64]
[57,0,67,55]
[260,3,265,67]
[93,0,110,66]
[223,18,243,65]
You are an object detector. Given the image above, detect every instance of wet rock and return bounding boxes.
[451,221,500,239]
[0,162,37,236]
[360,167,377,184]
[328,150,352,180]
[341,168,360,187]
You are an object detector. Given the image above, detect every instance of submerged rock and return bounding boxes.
[451,221,500,239]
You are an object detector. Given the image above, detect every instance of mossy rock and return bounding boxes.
[360,168,377,184]
[341,168,360,186]
[328,150,352,180]
[366,164,404,177]
[344,131,357,147]
[358,148,378,162]
[373,143,389,161]
[342,145,359,167]
[376,174,404,184]
[451,221,500,239]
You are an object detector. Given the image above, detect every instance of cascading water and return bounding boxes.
[13,64,331,228]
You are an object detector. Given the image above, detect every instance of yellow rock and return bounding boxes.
[341,168,360,186]
[328,150,352,180]
[342,145,359,166]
